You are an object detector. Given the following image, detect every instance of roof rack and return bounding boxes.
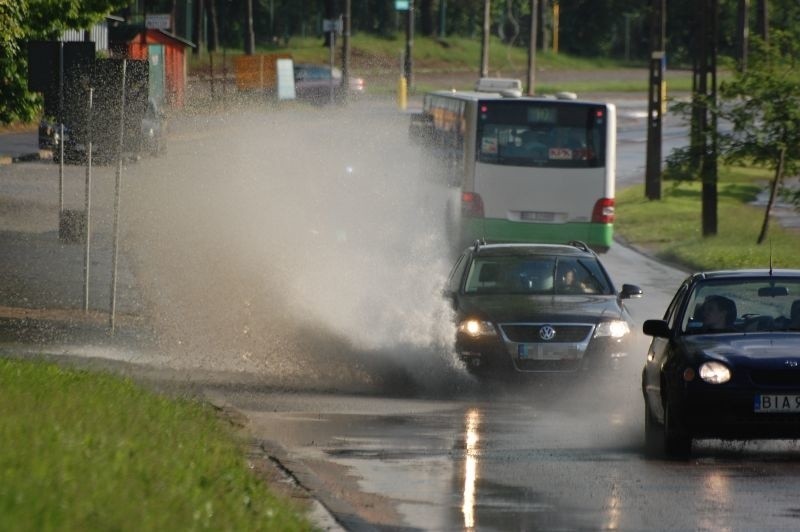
[567,240,591,253]
[472,238,487,252]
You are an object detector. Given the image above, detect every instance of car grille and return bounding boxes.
[500,323,593,343]
[749,370,800,387]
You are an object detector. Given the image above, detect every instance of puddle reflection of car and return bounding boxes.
[443,241,642,377]
[293,64,365,103]
[642,270,800,459]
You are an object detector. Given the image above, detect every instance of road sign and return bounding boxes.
[145,14,171,30]
[395,1,409,10]
[322,18,343,34]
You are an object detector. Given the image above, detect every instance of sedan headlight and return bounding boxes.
[594,320,630,339]
[457,319,497,337]
[699,361,731,384]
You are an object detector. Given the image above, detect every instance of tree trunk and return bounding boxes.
[757,147,786,245]
[206,0,219,53]
[193,0,204,55]
[244,0,255,55]
[420,0,434,36]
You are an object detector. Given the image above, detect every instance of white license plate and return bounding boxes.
[754,394,800,413]
[517,344,577,361]
[520,211,555,222]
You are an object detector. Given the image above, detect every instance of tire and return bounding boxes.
[663,401,692,460]
[644,401,664,458]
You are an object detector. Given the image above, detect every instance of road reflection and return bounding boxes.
[462,408,481,529]
[699,470,733,531]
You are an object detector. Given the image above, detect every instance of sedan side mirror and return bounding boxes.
[643,319,670,338]
[619,284,643,299]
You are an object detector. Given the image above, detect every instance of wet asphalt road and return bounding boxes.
[6,96,800,531]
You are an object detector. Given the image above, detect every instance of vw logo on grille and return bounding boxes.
[786,360,799,368]
[539,325,556,341]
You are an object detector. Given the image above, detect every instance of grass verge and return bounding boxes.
[616,167,800,271]
[190,34,697,95]
[0,357,311,532]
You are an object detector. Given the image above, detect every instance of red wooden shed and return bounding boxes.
[122,29,194,108]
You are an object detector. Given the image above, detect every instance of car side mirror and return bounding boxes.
[643,319,670,338]
[441,288,458,308]
[619,284,643,299]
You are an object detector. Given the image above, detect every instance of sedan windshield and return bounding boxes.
[682,278,800,334]
[463,255,612,295]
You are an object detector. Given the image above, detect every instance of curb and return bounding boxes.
[0,151,44,165]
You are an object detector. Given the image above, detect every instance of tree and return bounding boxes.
[715,32,800,244]
[0,0,127,124]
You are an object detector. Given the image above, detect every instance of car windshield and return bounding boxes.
[682,278,800,334]
[463,255,612,295]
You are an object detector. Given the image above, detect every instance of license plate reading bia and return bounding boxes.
[754,394,800,413]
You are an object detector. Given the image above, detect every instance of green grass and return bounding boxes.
[192,33,693,95]
[616,167,800,271]
[0,357,311,532]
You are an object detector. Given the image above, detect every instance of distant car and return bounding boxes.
[293,63,365,103]
[443,241,642,376]
[642,270,800,459]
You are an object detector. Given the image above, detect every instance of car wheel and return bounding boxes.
[644,401,664,458]
[663,401,692,460]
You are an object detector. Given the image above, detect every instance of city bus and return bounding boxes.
[412,80,617,252]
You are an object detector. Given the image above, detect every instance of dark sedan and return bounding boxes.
[443,241,642,376]
[642,270,800,459]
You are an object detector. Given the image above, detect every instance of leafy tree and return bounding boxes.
[0,0,127,124]
[715,32,800,244]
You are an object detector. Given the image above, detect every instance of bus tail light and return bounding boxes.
[461,192,484,218]
[592,198,615,223]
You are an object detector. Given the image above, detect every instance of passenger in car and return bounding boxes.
[791,300,800,330]
[557,265,594,294]
[702,295,737,331]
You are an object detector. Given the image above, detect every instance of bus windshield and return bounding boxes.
[476,101,606,168]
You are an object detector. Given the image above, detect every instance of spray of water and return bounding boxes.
[121,100,470,394]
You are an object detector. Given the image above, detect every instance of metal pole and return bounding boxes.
[109,59,127,333]
[58,41,64,214]
[644,0,666,200]
[527,0,538,95]
[83,87,93,313]
[405,0,414,90]
[480,0,490,77]
[343,2,351,104]
[329,29,335,104]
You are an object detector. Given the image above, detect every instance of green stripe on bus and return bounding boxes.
[462,219,613,248]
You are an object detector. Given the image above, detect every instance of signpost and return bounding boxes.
[323,17,343,104]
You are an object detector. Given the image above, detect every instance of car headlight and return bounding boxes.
[457,319,497,337]
[699,361,731,384]
[594,320,630,338]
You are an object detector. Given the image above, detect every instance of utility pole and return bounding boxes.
[480,0,490,78]
[644,0,666,200]
[527,0,538,95]
[698,0,719,237]
[404,0,414,90]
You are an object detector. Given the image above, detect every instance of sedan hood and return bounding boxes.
[683,334,800,363]
[457,294,624,323]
